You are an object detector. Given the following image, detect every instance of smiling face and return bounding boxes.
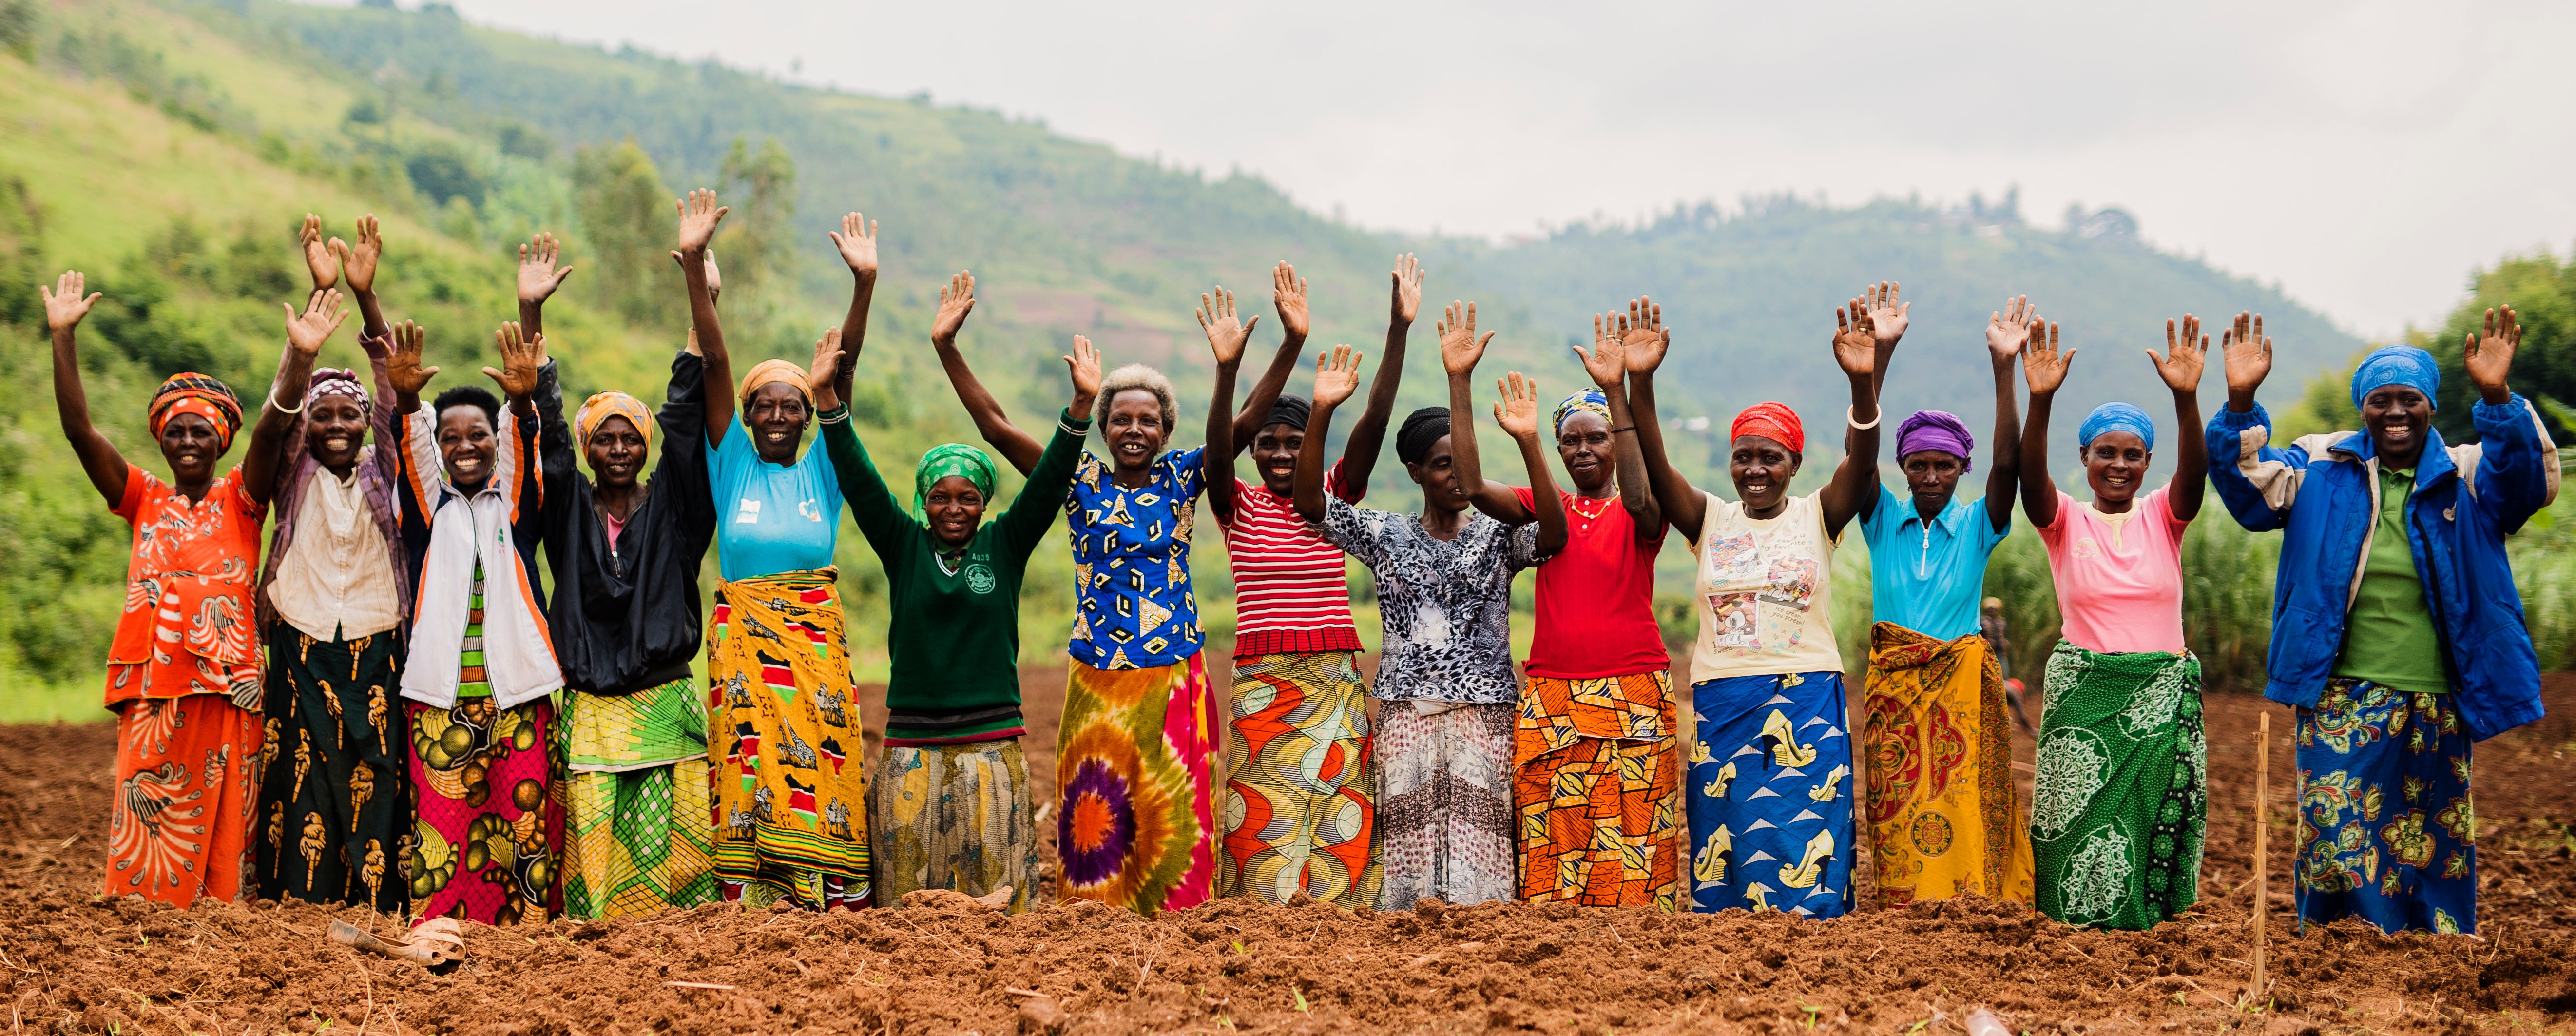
[584,414,649,489]
[1556,410,1615,495]
[303,395,369,474]
[1729,435,1800,514]
[923,475,988,547]
[157,413,223,486]
[1250,422,1303,495]
[1103,389,1169,473]
[747,383,810,465]
[1901,450,1966,515]
[2081,431,2150,506]
[1404,435,1469,514]
[437,404,498,489]
[2361,385,2434,466]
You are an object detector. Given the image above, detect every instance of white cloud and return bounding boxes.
[352,0,2576,338]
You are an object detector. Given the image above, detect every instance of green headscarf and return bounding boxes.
[914,443,999,523]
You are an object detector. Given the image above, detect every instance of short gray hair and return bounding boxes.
[1095,363,1178,440]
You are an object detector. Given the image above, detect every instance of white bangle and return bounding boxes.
[269,390,304,416]
[1846,406,1880,431]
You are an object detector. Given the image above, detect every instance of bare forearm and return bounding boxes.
[1984,359,2021,526]
[1444,371,1485,490]
[354,288,390,341]
[2019,392,2059,527]
[1603,383,1657,522]
[1207,360,1240,518]
[1628,371,1704,537]
[1231,333,1302,450]
[1824,374,1881,532]
[1341,321,1410,486]
[53,326,125,500]
[836,273,873,401]
[682,252,731,441]
[1515,432,1569,555]
[1292,398,1339,522]
[516,298,543,340]
[2170,388,2207,517]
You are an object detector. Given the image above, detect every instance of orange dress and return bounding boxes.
[103,464,266,907]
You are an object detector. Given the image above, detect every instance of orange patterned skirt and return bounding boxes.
[1511,670,1681,909]
[107,693,262,907]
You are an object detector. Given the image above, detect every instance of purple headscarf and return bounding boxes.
[1895,410,1975,474]
[309,367,371,415]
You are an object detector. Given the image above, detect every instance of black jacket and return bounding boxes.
[535,350,719,695]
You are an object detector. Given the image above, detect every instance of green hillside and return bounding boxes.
[14,0,2562,721]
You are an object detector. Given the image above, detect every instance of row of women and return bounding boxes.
[47,192,2552,938]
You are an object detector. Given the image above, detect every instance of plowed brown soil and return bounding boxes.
[4,672,2571,1035]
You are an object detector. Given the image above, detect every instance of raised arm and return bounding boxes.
[2205,311,2305,532]
[45,271,127,505]
[326,215,391,340]
[999,336,1104,550]
[1821,283,1904,537]
[511,231,574,341]
[1437,301,1535,524]
[298,214,338,294]
[1294,345,1365,524]
[1494,371,1569,557]
[246,289,350,505]
[1587,300,1662,536]
[827,212,877,407]
[674,189,733,446]
[1980,296,2034,531]
[386,319,438,419]
[1624,314,1706,539]
[1223,262,1306,452]
[487,322,547,430]
[2462,306,2561,529]
[925,271,1046,475]
[1199,285,1262,523]
[2017,320,2070,529]
[2148,315,2211,521]
[1340,253,1422,491]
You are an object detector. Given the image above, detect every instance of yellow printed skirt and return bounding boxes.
[869,739,1041,913]
[1862,622,2032,907]
[1513,670,1681,909]
[1220,651,1381,909]
[707,570,870,909]
[559,676,716,919]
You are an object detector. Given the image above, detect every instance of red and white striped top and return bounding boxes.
[1218,462,1366,657]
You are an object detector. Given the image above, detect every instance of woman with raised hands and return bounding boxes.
[1446,297,1674,909]
[693,191,875,911]
[1630,284,1902,918]
[1851,294,2036,909]
[2206,309,2555,935]
[518,227,725,918]
[816,317,1098,913]
[51,264,330,907]
[2015,313,2211,930]
[1205,257,1417,909]
[252,214,416,913]
[392,314,562,925]
[1298,308,1564,910]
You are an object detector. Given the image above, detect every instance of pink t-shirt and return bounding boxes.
[2033,486,2192,655]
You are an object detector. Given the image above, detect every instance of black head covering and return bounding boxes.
[1264,393,1312,431]
[1395,406,1451,465]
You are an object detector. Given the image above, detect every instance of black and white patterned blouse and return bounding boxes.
[1320,495,1541,704]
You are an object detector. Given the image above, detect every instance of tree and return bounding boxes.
[572,139,676,328]
[2422,251,2576,444]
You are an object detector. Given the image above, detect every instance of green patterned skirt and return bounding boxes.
[2029,642,2206,930]
[557,677,716,918]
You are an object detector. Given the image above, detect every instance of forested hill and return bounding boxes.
[0,0,2371,702]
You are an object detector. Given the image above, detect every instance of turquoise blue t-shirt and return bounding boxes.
[1860,484,2009,640]
[706,426,843,581]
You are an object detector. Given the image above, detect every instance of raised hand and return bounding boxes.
[1986,295,2036,365]
[484,322,547,398]
[330,215,384,294]
[386,320,438,396]
[1830,298,1879,379]
[2466,305,2521,403]
[1312,343,1363,408]
[829,212,878,280]
[299,214,338,291]
[1493,371,1542,442]
[41,270,102,331]
[808,327,846,392]
[1065,334,1103,415]
[2149,314,2208,392]
[1618,296,1668,374]
[1389,253,1423,326]
[1578,312,1629,390]
[702,248,723,301]
[284,288,349,358]
[1197,285,1260,366]
[1437,300,1495,375]
[2020,320,2071,395]
[516,232,574,305]
[674,188,727,254]
[1271,262,1309,341]
[1862,280,1909,346]
[2220,311,2272,402]
[932,271,976,344]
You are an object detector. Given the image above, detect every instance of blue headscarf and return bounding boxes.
[1553,388,1611,435]
[2349,344,2441,412]
[2077,402,2156,451]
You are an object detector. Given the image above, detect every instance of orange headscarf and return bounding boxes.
[1730,401,1804,453]
[736,359,811,421]
[573,391,653,450]
[148,373,244,451]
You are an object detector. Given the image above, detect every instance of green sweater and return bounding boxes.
[823,410,1086,745]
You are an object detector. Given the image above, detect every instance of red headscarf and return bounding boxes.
[1730,401,1804,453]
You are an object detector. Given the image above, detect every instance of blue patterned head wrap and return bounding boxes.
[1553,388,1611,435]
[2077,402,2155,451]
[2349,345,2441,412]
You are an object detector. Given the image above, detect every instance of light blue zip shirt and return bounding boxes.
[1860,484,2009,640]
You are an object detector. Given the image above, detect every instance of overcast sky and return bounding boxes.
[357,0,2574,340]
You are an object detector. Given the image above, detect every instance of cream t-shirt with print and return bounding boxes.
[1686,490,1844,684]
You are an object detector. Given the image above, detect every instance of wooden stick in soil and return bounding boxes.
[2250,710,2269,1000]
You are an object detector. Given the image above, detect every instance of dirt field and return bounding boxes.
[2,671,2571,1035]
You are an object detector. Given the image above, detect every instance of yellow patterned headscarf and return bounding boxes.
[573,390,652,451]
[737,359,811,420]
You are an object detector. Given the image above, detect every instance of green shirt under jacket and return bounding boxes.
[2331,465,2451,695]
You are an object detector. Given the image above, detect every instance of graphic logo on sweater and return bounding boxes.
[964,562,997,595]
